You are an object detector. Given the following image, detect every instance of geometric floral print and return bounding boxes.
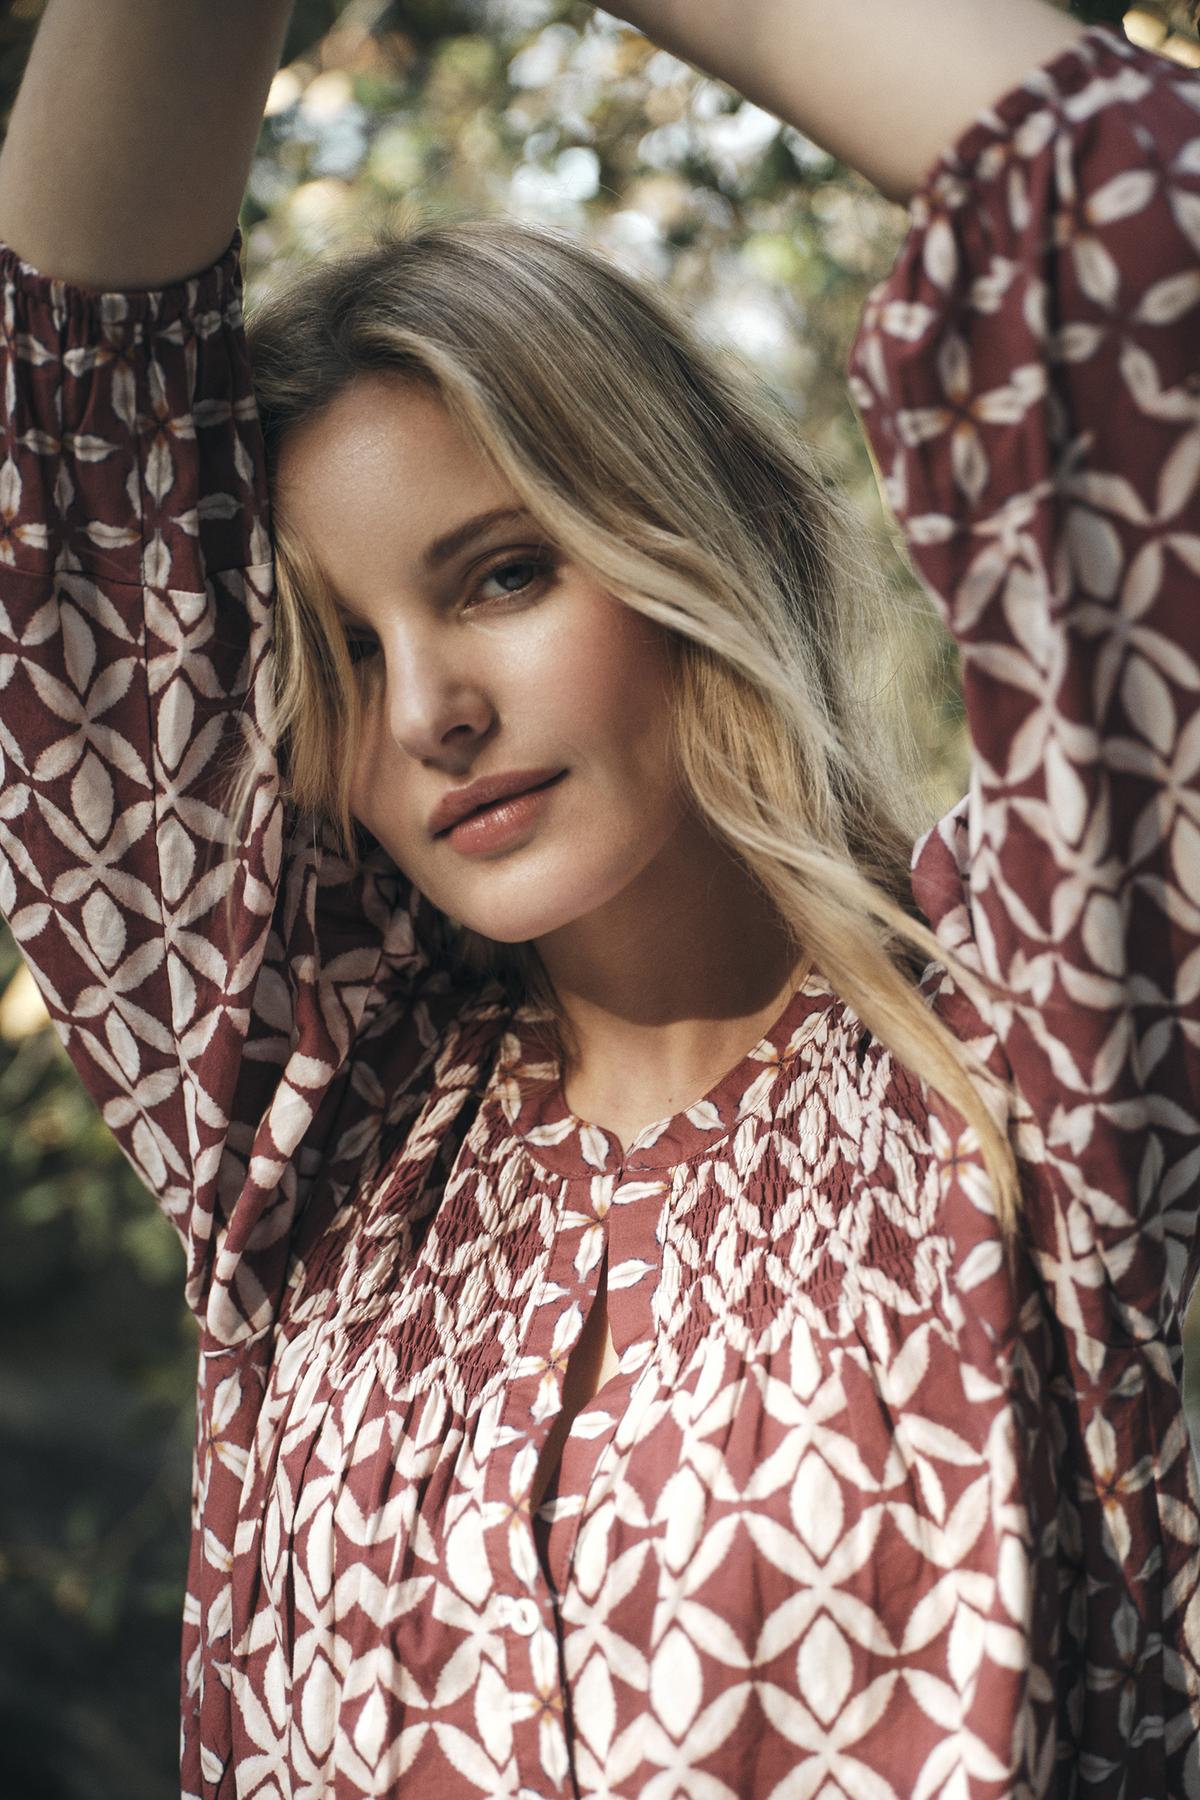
[0,20,1197,1797]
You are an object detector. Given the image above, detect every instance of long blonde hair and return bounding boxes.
[240,214,1026,1244]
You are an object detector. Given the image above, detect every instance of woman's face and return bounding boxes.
[274,373,686,945]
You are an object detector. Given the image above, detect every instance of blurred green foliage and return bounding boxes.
[0,2,1197,1796]
[0,922,194,1797]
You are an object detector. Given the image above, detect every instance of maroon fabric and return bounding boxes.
[0,21,1197,1797]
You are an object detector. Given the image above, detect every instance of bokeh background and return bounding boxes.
[0,1,1196,1792]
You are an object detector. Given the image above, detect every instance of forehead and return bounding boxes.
[276,375,517,536]
[275,374,466,487]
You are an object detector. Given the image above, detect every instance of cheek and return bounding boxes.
[561,613,676,776]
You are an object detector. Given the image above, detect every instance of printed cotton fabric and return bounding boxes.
[0,21,1197,1798]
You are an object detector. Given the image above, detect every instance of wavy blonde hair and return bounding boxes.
[239,214,1025,1244]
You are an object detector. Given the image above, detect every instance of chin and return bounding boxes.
[451,903,576,947]
[444,866,628,948]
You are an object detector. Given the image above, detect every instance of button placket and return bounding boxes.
[483,1167,615,1796]
[539,1169,667,1600]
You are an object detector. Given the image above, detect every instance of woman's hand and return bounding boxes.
[595,0,1088,206]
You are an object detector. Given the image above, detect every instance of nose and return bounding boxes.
[378,621,496,764]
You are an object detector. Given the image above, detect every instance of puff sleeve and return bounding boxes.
[847,25,1200,1341]
[0,232,443,1344]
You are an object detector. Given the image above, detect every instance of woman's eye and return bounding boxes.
[473,553,555,605]
[344,631,380,665]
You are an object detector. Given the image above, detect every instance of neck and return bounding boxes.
[531,817,806,1130]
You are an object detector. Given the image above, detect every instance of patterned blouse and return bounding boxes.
[0,21,1196,1798]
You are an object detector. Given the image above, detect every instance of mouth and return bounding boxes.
[436,770,568,848]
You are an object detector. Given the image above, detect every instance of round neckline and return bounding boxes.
[489,967,841,1181]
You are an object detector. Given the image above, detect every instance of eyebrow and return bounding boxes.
[422,505,539,572]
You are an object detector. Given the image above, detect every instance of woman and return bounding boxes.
[0,0,1195,1792]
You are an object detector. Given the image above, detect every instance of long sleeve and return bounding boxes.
[0,232,447,1345]
[846,25,1200,1349]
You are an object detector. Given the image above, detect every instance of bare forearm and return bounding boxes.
[610,0,1089,204]
[0,0,294,289]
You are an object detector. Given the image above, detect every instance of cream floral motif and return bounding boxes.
[0,20,1197,1798]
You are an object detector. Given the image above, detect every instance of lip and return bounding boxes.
[429,767,568,839]
[440,774,566,856]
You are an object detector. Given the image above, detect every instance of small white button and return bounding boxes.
[509,1597,540,1636]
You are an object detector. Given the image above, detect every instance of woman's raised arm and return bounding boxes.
[0,0,294,289]
[603,0,1088,205]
